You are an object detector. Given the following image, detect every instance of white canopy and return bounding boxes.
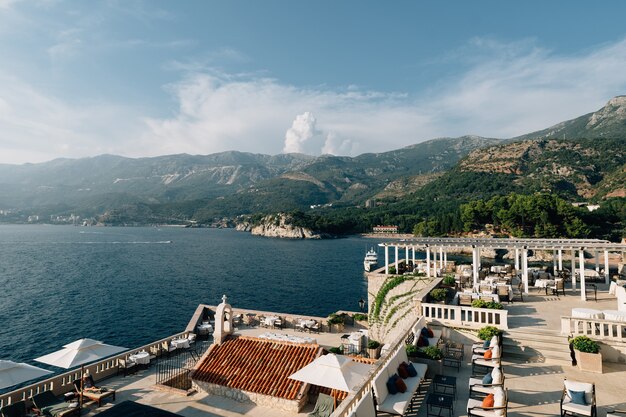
[288,353,372,392]
[34,338,127,369]
[0,360,53,390]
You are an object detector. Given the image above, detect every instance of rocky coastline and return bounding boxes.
[235,213,326,239]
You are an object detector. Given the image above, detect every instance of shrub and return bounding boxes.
[367,339,381,349]
[422,346,444,360]
[471,300,503,310]
[430,288,448,301]
[405,344,419,357]
[328,346,343,354]
[442,275,456,286]
[327,314,344,325]
[477,326,503,341]
[571,336,600,354]
[388,266,396,274]
[353,313,368,321]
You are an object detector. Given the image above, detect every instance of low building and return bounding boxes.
[372,225,398,234]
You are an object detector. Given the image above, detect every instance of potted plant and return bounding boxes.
[367,339,382,359]
[442,275,456,287]
[477,326,502,341]
[405,344,419,359]
[429,288,448,304]
[328,346,343,355]
[327,314,345,333]
[353,313,368,329]
[571,336,602,373]
[410,345,444,378]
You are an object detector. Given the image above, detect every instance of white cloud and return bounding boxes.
[3,37,626,164]
[283,112,319,153]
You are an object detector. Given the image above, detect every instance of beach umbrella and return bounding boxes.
[288,353,372,392]
[34,339,127,369]
[34,338,127,412]
[0,360,53,390]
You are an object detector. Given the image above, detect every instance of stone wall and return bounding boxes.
[193,380,306,413]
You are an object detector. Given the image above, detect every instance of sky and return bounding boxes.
[1,1,626,164]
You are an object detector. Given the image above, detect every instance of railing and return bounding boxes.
[421,303,509,330]
[561,316,626,342]
[330,315,421,417]
[0,330,191,408]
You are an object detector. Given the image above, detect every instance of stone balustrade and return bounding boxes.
[421,302,509,330]
[0,331,189,409]
[561,316,626,342]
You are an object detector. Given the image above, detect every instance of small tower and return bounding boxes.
[214,294,234,345]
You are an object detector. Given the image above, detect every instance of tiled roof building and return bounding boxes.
[192,336,322,412]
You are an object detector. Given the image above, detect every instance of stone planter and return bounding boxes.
[367,346,382,359]
[329,322,345,333]
[575,350,603,373]
[410,357,442,378]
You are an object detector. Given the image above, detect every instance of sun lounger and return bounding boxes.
[468,366,506,399]
[1,400,27,417]
[560,379,596,417]
[31,391,80,417]
[467,387,508,416]
[73,375,116,407]
[308,393,334,417]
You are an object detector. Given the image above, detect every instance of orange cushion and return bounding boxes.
[482,393,495,407]
[484,349,493,359]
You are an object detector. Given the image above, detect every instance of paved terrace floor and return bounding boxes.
[506,281,616,331]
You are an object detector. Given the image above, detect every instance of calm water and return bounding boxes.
[0,225,383,368]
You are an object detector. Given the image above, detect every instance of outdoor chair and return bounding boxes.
[585,284,597,302]
[117,358,137,377]
[31,391,80,417]
[560,379,596,417]
[467,387,508,417]
[510,282,524,302]
[187,333,196,345]
[308,393,334,417]
[274,317,283,329]
[607,411,626,417]
[149,345,160,359]
[472,344,502,373]
[479,284,494,294]
[294,319,306,332]
[480,295,494,302]
[72,375,116,407]
[551,278,565,297]
[472,335,501,355]
[497,285,511,303]
[308,321,321,333]
[1,400,27,417]
[468,366,506,399]
[459,294,473,306]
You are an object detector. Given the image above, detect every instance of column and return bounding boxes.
[472,247,479,286]
[426,246,431,277]
[595,251,599,273]
[394,246,399,274]
[553,250,558,273]
[558,249,563,271]
[405,246,409,266]
[514,248,520,271]
[604,249,610,285]
[412,247,416,267]
[433,249,438,277]
[439,247,443,270]
[571,249,577,290]
[579,249,586,301]
[444,251,448,267]
[522,248,529,294]
[385,246,389,275]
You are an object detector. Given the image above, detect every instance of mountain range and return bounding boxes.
[0,96,624,225]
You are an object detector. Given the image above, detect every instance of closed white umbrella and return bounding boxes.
[34,339,127,369]
[288,353,372,392]
[0,360,53,390]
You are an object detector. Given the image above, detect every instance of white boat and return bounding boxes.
[363,248,378,272]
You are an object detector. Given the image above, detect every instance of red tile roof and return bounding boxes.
[192,336,322,400]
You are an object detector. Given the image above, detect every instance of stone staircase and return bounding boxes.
[503,328,573,366]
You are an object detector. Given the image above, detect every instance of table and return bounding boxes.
[432,374,456,399]
[442,350,462,372]
[572,308,604,319]
[197,323,213,335]
[129,351,150,365]
[264,316,279,327]
[171,338,190,349]
[455,292,500,304]
[426,393,454,417]
[257,332,316,344]
[602,310,626,322]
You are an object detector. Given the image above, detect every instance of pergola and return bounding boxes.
[378,237,626,301]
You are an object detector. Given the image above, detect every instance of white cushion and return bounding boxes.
[467,398,499,417]
[491,344,501,359]
[490,335,498,348]
[562,398,593,416]
[468,378,496,395]
[353,390,376,417]
[492,367,503,385]
[494,387,505,416]
[564,380,593,405]
[473,357,499,368]
[372,370,388,404]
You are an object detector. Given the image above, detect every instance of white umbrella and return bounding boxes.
[288,353,372,392]
[0,360,53,390]
[34,338,127,369]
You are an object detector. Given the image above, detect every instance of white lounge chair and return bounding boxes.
[469,366,505,399]
[560,379,596,417]
[467,387,508,417]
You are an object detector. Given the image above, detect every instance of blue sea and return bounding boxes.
[0,225,386,368]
